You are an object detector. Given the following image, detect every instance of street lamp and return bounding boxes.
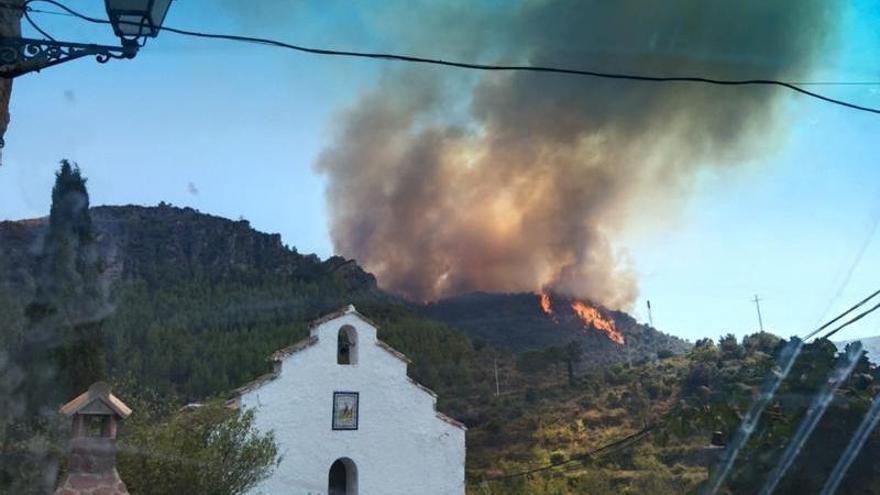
[104,0,172,40]
[0,0,173,78]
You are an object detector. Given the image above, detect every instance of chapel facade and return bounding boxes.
[231,305,467,495]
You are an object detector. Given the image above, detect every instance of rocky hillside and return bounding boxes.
[5,201,878,494]
[3,202,805,494]
[424,292,690,368]
[0,204,377,296]
[0,204,397,399]
[1,204,689,393]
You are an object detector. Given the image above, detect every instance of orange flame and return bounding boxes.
[570,301,625,345]
[539,292,553,316]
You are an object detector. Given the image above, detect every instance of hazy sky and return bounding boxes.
[1,1,879,342]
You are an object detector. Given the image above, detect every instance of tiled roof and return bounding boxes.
[59,382,132,418]
[229,371,279,399]
[230,305,467,431]
[229,335,318,400]
[377,340,412,364]
[307,306,352,329]
[270,335,319,361]
[436,411,468,430]
[308,304,382,331]
[408,377,438,398]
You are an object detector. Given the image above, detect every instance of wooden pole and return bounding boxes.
[493,358,500,396]
[753,295,765,332]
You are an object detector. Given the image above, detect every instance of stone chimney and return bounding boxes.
[55,382,133,495]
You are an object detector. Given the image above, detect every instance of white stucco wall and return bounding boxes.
[239,307,466,495]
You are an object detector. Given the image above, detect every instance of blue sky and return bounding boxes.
[1,1,879,342]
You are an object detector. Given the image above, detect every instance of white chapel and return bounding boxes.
[229,305,467,495]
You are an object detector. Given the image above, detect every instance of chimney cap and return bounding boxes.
[59,381,133,419]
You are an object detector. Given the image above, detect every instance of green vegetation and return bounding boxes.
[117,396,278,495]
[674,335,880,494]
[425,292,690,363]
[464,333,880,494]
[2,163,879,494]
[1,163,288,494]
[1,161,110,494]
[466,352,707,494]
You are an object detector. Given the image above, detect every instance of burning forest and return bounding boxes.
[316,0,837,311]
[538,292,626,345]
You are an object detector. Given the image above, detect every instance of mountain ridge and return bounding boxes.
[0,203,379,295]
[423,291,690,369]
[1,204,688,374]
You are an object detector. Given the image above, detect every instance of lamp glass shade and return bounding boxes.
[105,0,172,39]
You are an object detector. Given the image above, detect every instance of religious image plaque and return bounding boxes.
[332,391,359,430]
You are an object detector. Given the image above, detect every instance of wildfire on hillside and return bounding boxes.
[571,301,625,345]
[538,292,625,345]
[539,292,553,316]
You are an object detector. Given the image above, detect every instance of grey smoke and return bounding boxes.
[316,0,841,307]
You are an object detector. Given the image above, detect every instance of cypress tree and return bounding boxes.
[2,161,108,493]
[38,160,107,398]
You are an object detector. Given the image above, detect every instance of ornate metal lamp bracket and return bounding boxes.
[0,37,137,78]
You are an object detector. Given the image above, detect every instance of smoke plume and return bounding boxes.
[316,0,840,308]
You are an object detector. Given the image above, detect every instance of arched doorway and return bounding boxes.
[328,457,357,494]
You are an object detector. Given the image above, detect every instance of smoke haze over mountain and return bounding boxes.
[315,0,841,308]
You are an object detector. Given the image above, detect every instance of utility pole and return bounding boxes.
[752,294,764,332]
[493,358,500,396]
[646,300,654,327]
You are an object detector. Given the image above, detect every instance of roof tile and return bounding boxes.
[59,382,132,419]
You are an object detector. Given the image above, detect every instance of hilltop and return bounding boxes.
[1,204,689,379]
[424,292,690,368]
[0,204,410,400]
[0,204,377,294]
[3,203,879,494]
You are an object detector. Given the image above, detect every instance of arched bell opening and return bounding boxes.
[337,325,358,365]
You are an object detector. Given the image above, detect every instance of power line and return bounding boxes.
[757,342,863,495]
[705,288,880,495]
[819,389,880,495]
[811,204,880,329]
[463,291,873,484]
[17,0,880,116]
[804,288,880,340]
[818,299,880,341]
[484,424,657,481]
[792,82,880,86]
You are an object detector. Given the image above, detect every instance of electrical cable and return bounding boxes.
[483,423,657,481]
[9,9,880,488]
[817,300,880,341]
[16,0,880,116]
[810,204,880,330]
[21,2,54,40]
[804,288,880,340]
[705,288,880,495]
